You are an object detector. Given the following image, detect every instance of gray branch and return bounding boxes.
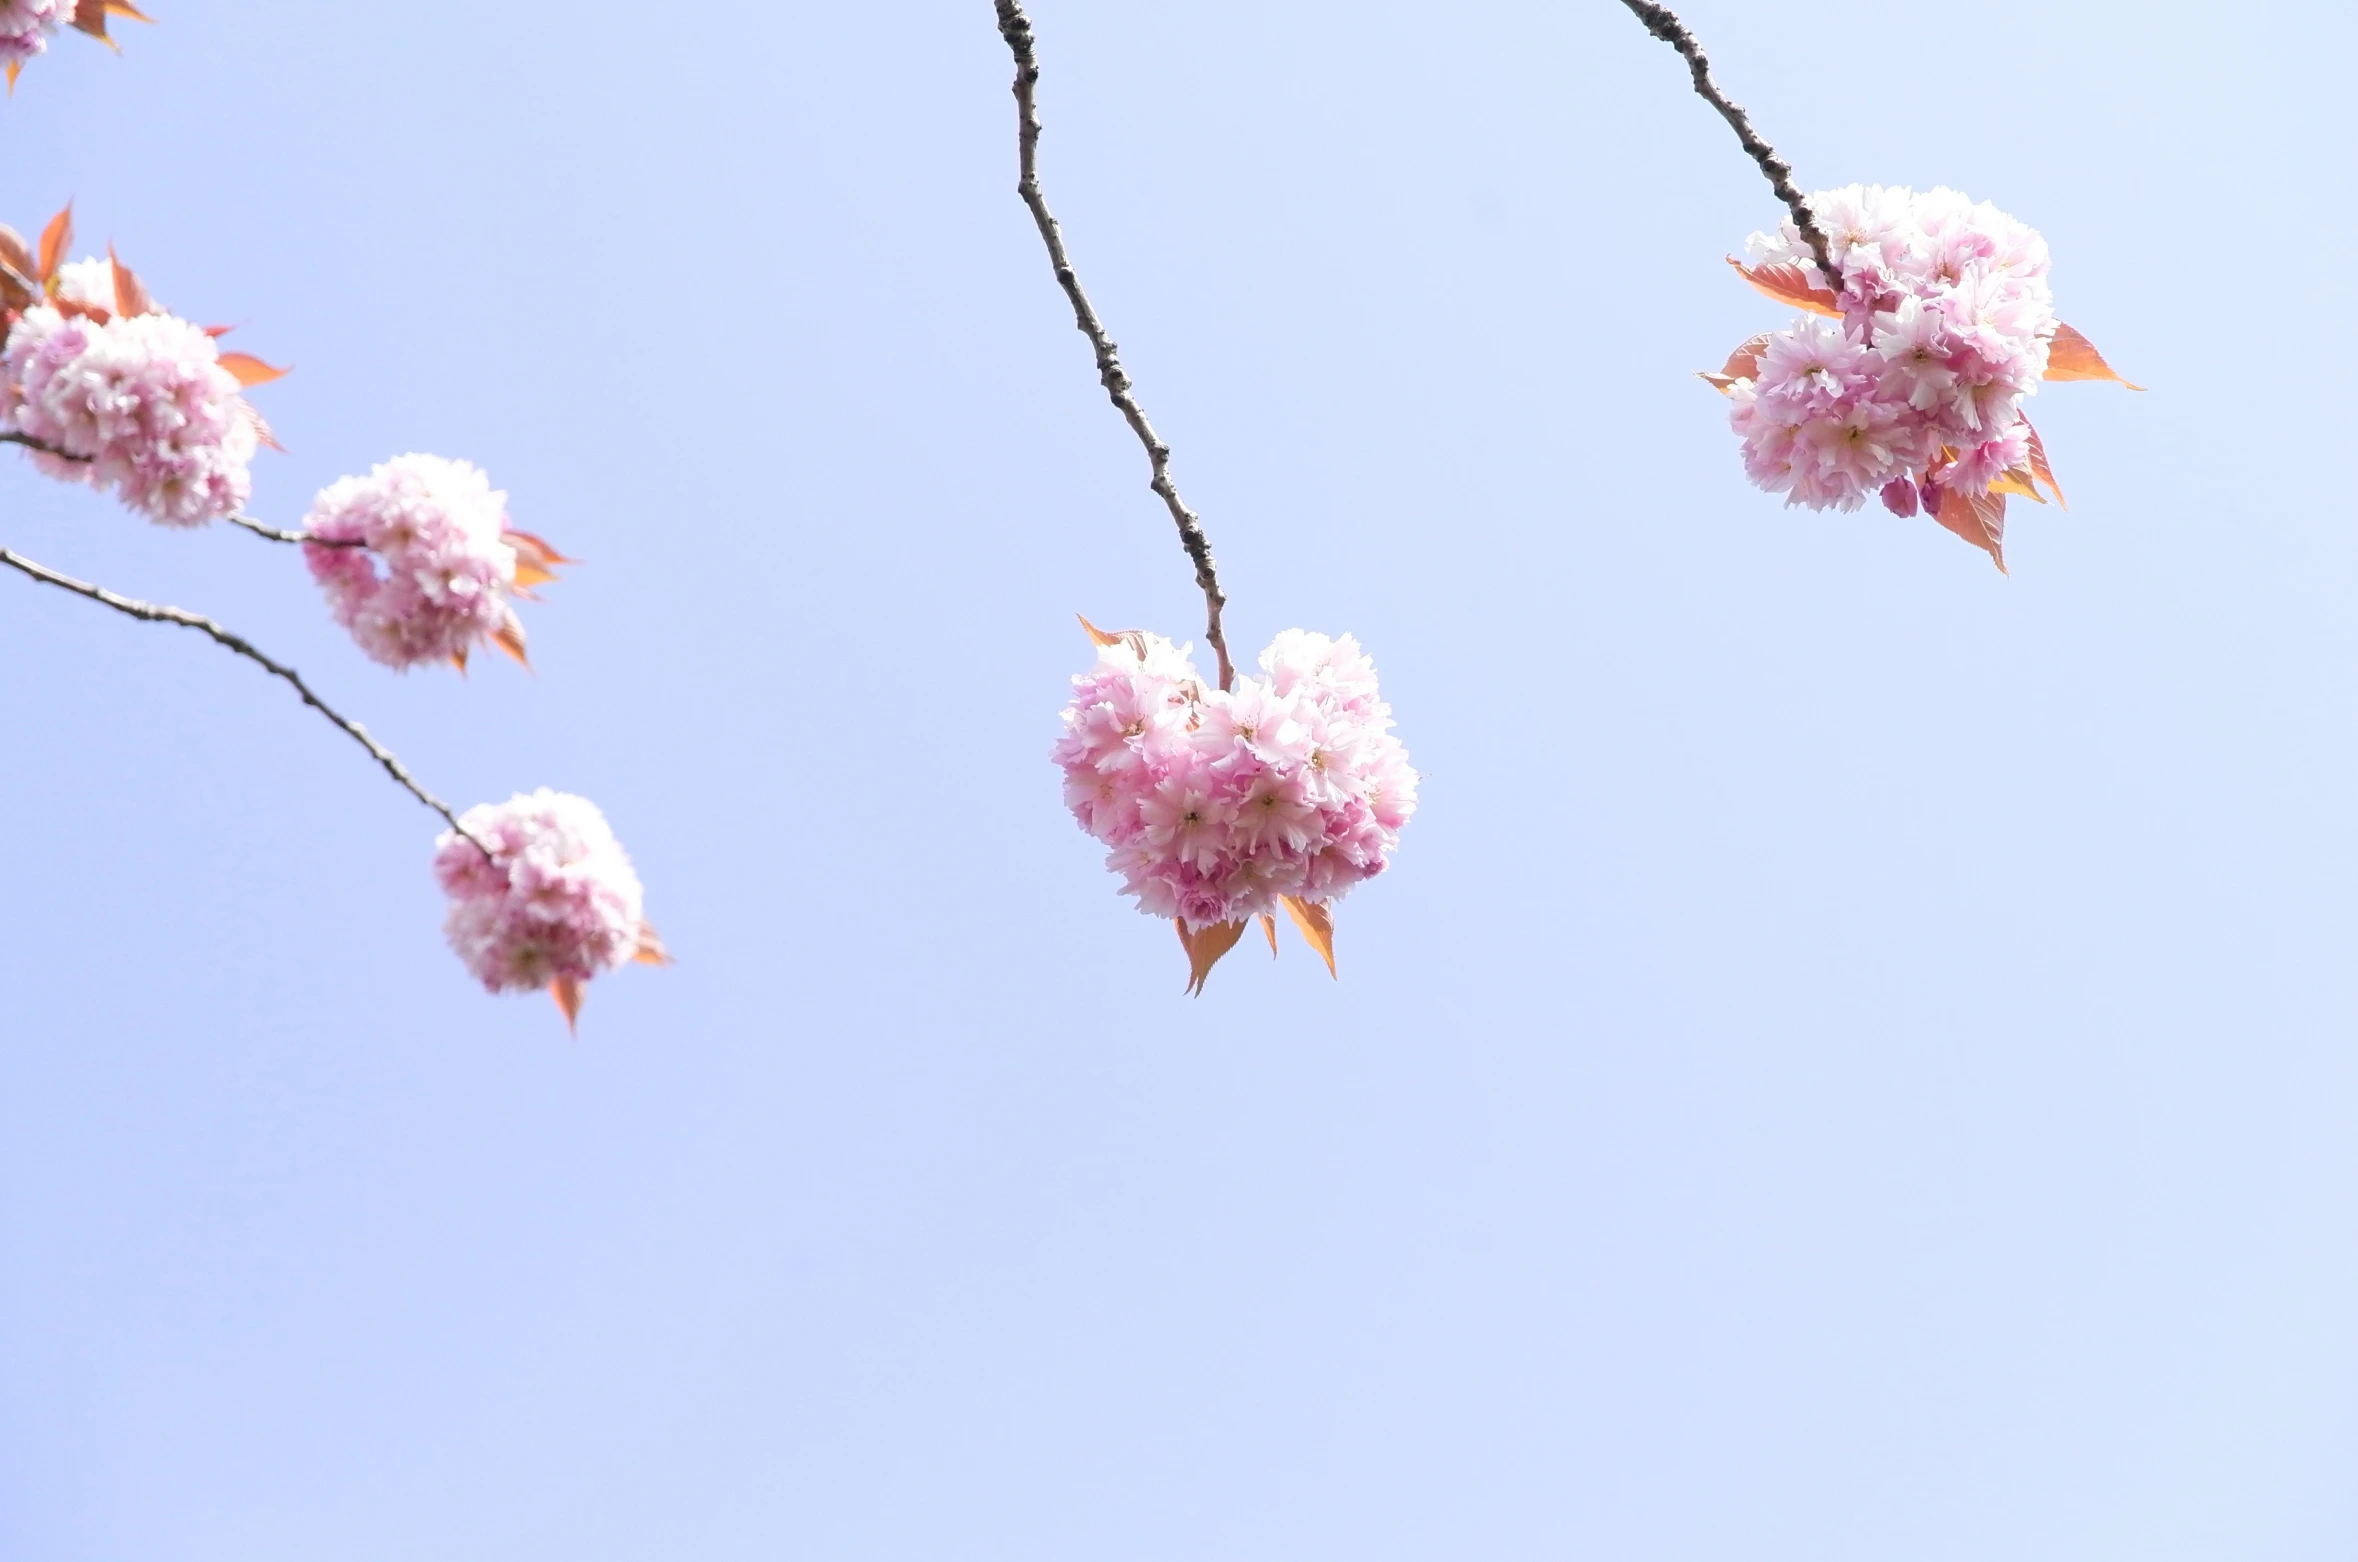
[992,0,1235,691]
[0,543,490,857]
[1614,0,1843,292]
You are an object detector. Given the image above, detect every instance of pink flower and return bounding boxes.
[2,299,261,525]
[1053,627,1418,946]
[1719,185,2088,564]
[433,789,663,1021]
[0,0,71,64]
[303,454,565,672]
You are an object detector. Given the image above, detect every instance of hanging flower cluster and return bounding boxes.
[0,0,145,84]
[1054,620,1417,991]
[433,789,667,1029]
[0,210,284,526]
[303,454,569,672]
[1705,184,2137,569]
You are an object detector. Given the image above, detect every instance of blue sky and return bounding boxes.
[4,1,2356,1557]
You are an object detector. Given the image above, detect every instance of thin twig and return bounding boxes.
[0,543,491,857]
[992,0,1234,691]
[1614,0,1842,291]
[2,435,364,545]
[0,429,83,460]
[225,512,365,547]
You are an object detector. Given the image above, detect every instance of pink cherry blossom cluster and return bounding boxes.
[434,789,658,1001]
[302,454,548,671]
[1725,184,2053,518]
[0,0,71,65]
[1,294,259,525]
[1054,626,1417,931]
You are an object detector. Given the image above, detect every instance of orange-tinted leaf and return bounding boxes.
[1077,613,1124,648]
[37,203,72,287]
[106,1,155,21]
[53,297,110,325]
[449,648,469,674]
[1700,331,1774,394]
[4,61,17,94]
[1933,487,2008,573]
[2023,418,2066,508]
[107,245,154,317]
[632,921,672,966]
[503,529,573,592]
[1727,256,1840,318]
[216,351,289,388]
[201,323,233,337]
[0,227,31,311]
[2044,322,2143,389]
[72,0,107,38]
[1988,466,2044,504]
[1176,918,1247,996]
[1279,895,1336,979]
[1260,913,1279,956]
[489,619,530,669]
[550,975,584,1033]
[242,402,284,453]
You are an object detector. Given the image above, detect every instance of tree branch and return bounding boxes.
[1614,0,1842,292]
[992,0,1235,691]
[0,543,490,857]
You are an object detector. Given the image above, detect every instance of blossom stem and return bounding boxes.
[0,429,84,460]
[992,0,1235,692]
[1,437,363,546]
[0,542,492,858]
[1613,0,1843,292]
[224,512,366,547]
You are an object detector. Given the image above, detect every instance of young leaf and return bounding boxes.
[1988,467,2044,504]
[216,351,290,388]
[2023,418,2066,508]
[503,529,574,593]
[489,619,530,669]
[1727,257,1840,318]
[1279,896,1336,979]
[70,0,143,44]
[632,922,672,966]
[1077,613,1124,648]
[550,975,584,1033]
[1933,487,2008,573]
[1699,332,1774,394]
[449,648,470,674]
[107,246,154,317]
[241,403,285,454]
[1176,918,1247,996]
[37,203,72,287]
[2044,323,2143,389]
[1260,914,1279,956]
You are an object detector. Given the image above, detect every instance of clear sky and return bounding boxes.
[3,1,2355,1557]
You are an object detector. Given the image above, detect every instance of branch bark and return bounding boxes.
[992,0,1235,691]
[0,543,489,856]
[1614,1,1842,292]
